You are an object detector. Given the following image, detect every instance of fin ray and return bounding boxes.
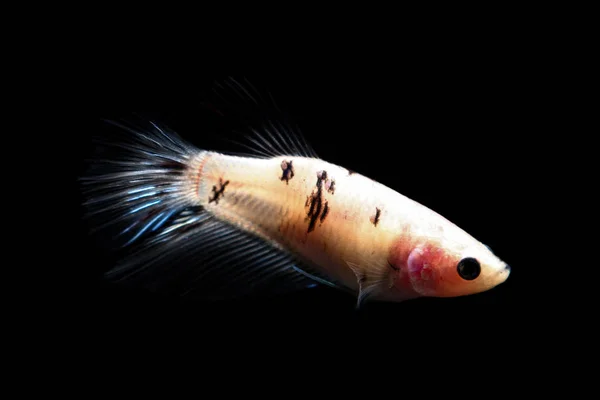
[111,217,321,301]
[83,101,332,302]
[346,260,391,309]
[208,76,319,159]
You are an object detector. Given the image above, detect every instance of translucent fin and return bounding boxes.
[291,265,343,290]
[104,215,323,301]
[81,117,326,301]
[346,260,391,309]
[81,119,202,249]
[205,76,319,159]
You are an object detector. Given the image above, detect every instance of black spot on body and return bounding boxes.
[305,170,334,233]
[326,179,336,195]
[209,178,230,204]
[320,201,329,223]
[316,170,327,185]
[280,160,295,184]
[307,197,321,232]
[370,207,381,227]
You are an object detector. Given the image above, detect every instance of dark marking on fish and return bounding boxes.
[305,170,333,233]
[316,170,327,185]
[347,169,355,175]
[370,207,381,227]
[209,178,230,204]
[280,160,295,184]
[320,201,330,223]
[305,193,322,233]
[388,261,399,271]
[326,179,336,195]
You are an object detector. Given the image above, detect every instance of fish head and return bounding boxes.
[389,229,510,298]
[407,241,510,297]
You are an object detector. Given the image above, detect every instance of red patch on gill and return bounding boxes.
[389,234,450,296]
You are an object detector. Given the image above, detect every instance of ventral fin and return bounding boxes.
[346,260,391,309]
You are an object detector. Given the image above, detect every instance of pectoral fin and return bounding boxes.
[346,261,390,309]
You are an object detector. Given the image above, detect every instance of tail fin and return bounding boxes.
[80,117,326,300]
[81,119,204,250]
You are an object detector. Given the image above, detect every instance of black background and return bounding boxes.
[66,70,535,364]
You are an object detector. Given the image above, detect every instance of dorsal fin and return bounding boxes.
[202,77,319,159]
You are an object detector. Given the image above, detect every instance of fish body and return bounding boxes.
[190,151,509,304]
[82,80,510,306]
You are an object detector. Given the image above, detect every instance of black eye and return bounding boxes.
[457,258,481,280]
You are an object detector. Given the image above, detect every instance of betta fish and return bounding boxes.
[81,78,510,308]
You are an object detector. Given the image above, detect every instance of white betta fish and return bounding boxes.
[81,78,510,308]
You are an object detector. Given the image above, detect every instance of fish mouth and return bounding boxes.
[498,263,511,281]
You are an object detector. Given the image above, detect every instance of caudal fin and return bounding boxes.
[80,117,327,300]
[81,119,204,250]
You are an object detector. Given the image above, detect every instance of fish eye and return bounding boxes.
[457,257,481,280]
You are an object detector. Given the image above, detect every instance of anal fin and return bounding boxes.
[106,213,333,302]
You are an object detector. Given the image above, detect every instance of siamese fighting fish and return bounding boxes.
[81,79,510,308]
